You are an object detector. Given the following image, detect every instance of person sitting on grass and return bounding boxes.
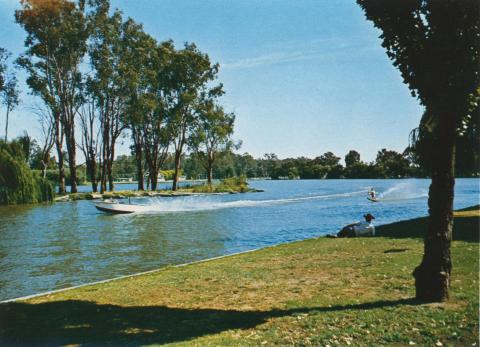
[328,213,375,238]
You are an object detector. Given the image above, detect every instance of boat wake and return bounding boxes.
[377,182,428,201]
[126,190,367,214]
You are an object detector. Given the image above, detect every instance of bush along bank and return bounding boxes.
[0,143,54,205]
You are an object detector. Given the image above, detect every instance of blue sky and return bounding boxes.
[0,0,423,162]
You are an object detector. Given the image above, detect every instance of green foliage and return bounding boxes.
[0,141,54,205]
[189,103,236,182]
[344,150,360,167]
[192,176,250,193]
[356,1,479,115]
[112,155,136,180]
[160,170,176,181]
[410,109,480,177]
[217,176,249,193]
[375,148,411,178]
[41,168,86,187]
[357,0,479,171]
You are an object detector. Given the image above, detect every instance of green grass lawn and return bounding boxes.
[1,207,478,346]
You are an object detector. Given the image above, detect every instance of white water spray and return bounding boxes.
[378,181,428,201]
[128,190,367,214]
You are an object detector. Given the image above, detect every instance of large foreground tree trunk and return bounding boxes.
[413,122,456,302]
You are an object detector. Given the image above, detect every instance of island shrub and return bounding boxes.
[160,170,176,181]
[215,176,250,193]
[191,176,250,193]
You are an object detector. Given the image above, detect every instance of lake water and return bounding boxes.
[0,178,478,301]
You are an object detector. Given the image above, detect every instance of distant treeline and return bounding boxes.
[110,146,479,181]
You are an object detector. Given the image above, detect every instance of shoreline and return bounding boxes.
[0,247,266,304]
[3,205,478,304]
[54,187,264,202]
[0,206,477,345]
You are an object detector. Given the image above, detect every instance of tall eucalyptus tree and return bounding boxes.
[120,19,170,191]
[190,102,235,185]
[16,0,90,193]
[88,3,127,192]
[167,44,223,190]
[78,95,100,192]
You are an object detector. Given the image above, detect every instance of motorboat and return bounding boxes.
[95,200,145,214]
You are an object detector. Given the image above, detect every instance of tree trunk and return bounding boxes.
[207,157,213,185]
[100,143,107,194]
[41,160,47,179]
[150,168,158,191]
[135,143,144,191]
[67,142,77,193]
[108,126,118,192]
[105,140,113,192]
[55,138,66,194]
[107,156,114,192]
[64,121,77,193]
[413,123,456,302]
[173,152,181,191]
[89,158,98,193]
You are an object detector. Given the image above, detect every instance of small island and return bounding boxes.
[54,177,262,202]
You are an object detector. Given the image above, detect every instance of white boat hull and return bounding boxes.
[95,202,145,214]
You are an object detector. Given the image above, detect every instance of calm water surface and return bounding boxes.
[0,178,478,301]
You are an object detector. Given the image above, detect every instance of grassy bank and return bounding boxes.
[0,207,478,346]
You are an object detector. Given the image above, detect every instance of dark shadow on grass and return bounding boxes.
[383,248,409,253]
[376,209,479,242]
[0,298,419,346]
